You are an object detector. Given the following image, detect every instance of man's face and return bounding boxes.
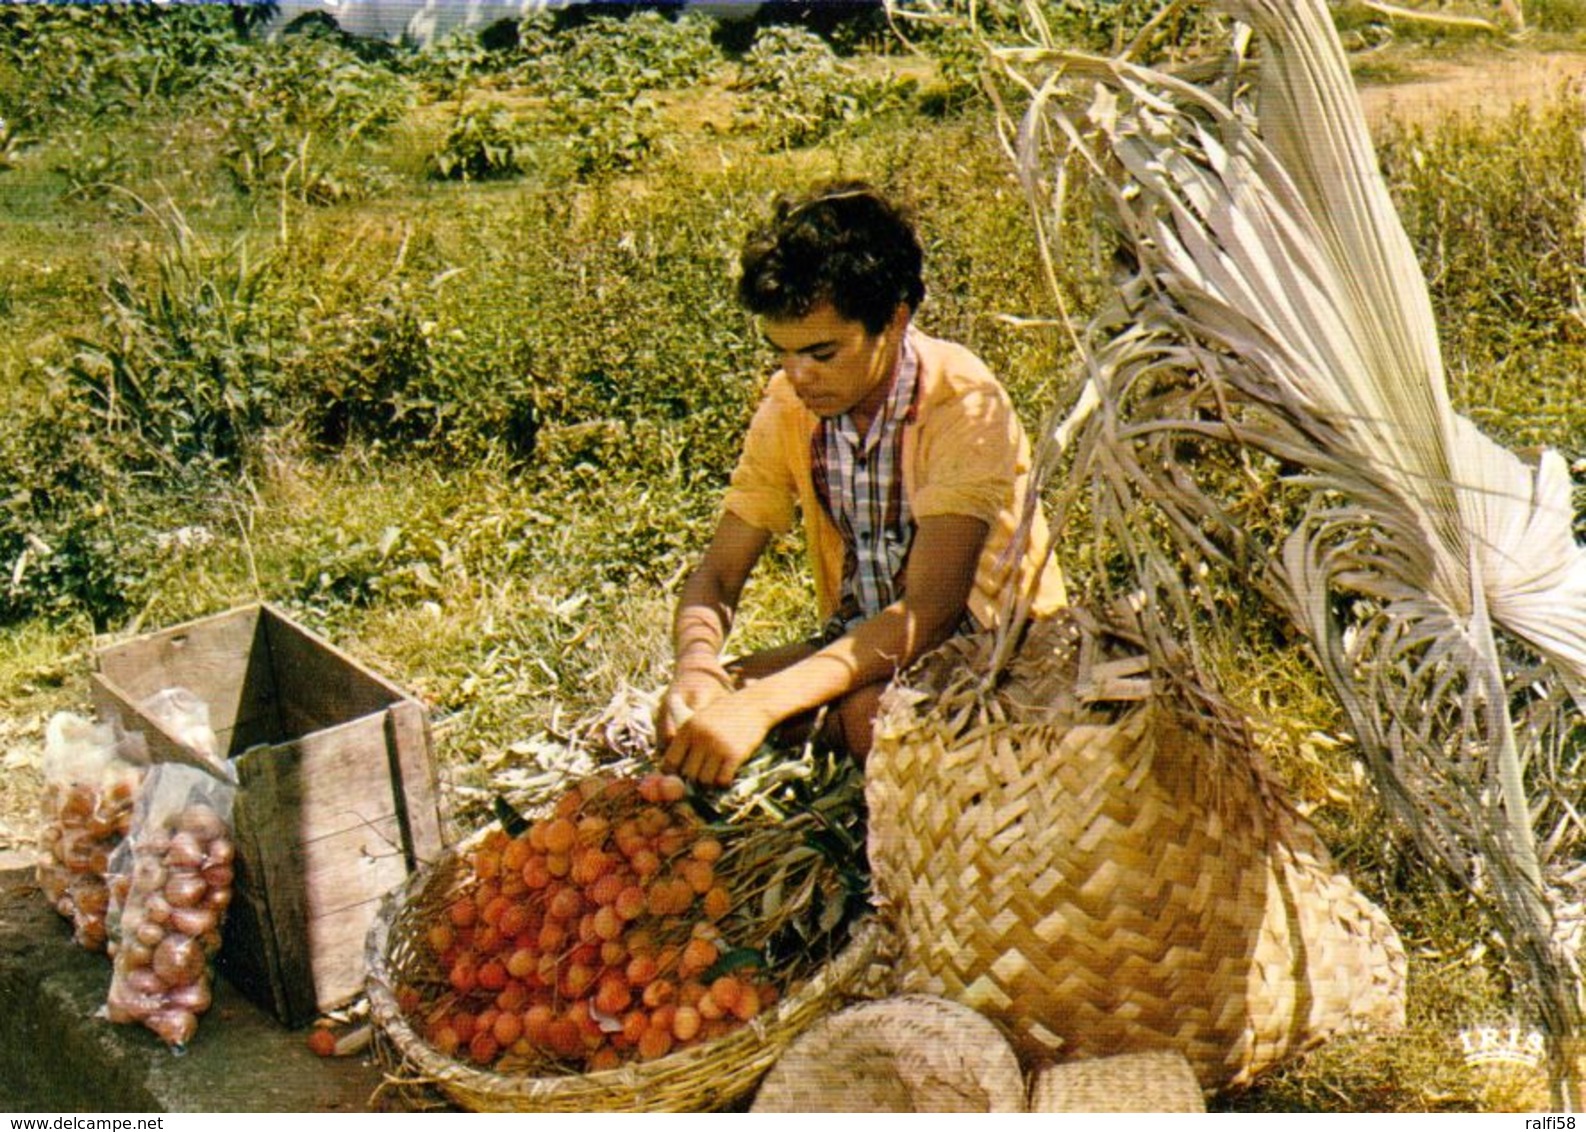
[761,301,907,422]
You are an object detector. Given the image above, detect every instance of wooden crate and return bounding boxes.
[90,602,447,1028]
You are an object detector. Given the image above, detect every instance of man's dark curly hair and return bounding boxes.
[737,180,925,335]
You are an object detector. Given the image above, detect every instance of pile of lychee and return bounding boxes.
[396,773,779,1073]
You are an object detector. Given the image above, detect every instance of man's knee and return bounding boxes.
[829,682,885,761]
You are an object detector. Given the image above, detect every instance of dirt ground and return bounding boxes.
[1358,49,1586,124]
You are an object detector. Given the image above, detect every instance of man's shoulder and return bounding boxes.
[755,371,813,418]
[911,329,1009,404]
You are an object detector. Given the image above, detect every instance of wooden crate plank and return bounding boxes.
[384,701,446,867]
[214,883,292,1023]
[299,820,411,920]
[261,606,404,738]
[307,897,389,1011]
[233,741,317,1028]
[95,605,280,749]
[260,716,403,836]
[88,675,210,775]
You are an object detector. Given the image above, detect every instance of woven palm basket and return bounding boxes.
[867,609,1406,1092]
[1028,1050,1205,1113]
[366,842,883,1112]
[750,994,1026,1112]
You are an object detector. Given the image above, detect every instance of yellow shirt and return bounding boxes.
[723,327,1067,629]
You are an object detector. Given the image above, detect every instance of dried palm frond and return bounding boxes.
[985,0,1586,1107]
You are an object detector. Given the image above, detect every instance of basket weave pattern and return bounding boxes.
[366,846,883,1112]
[867,612,1405,1091]
[751,994,1026,1112]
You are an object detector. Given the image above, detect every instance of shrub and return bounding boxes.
[49,130,131,201]
[519,11,721,100]
[52,207,285,470]
[286,282,446,450]
[427,103,530,181]
[0,3,241,133]
[216,31,411,203]
[0,383,155,628]
[1529,0,1586,31]
[552,95,660,180]
[732,25,911,149]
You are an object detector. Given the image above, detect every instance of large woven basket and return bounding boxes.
[366,841,883,1112]
[867,610,1406,1092]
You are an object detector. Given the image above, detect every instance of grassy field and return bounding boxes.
[3,1,1586,1111]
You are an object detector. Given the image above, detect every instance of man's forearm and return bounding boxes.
[730,598,953,730]
[672,571,734,670]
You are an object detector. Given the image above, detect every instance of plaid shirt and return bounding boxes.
[811,333,921,633]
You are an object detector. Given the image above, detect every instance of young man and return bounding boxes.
[658,182,1066,787]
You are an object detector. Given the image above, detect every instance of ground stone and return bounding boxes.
[0,867,387,1113]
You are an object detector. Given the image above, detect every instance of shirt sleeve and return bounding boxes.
[910,382,1022,527]
[721,383,799,535]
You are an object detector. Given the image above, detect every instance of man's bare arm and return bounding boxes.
[655,512,771,745]
[663,512,990,785]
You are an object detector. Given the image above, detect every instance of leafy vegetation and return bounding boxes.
[2,1,1586,1111]
[732,24,914,148]
[426,103,531,181]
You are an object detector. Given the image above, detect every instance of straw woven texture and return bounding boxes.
[867,610,1406,1091]
[366,846,883,1112]
[750,994,1026,1112]
[1028,1050,1205,1112]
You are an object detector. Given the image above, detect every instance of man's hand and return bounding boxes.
[654,659,735,746]
[661,692,775,788]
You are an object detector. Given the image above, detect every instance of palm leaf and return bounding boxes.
[989,0,1586,1104]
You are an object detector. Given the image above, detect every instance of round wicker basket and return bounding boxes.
[366,843,884,1112]
[1027,1051,1206,1113]
[750,994,1026,1112]
[867,610,1406,1091]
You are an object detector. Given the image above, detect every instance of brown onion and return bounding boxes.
[165,980,212,1014]
[124,966,166,997]
[200,863,233,889]
[146,1008,198,1048]
[76,920,109,951]
[133,857,167,892]
[121,938,154,968]
[205,886,233,912]
[204,838,235,867]
[107,982,162,1023]
[75,885,109,916]
[60,833,94,872]
[153,933,204,985]
[168,905,217,939]
[165,831,205,870]
[61,786,94,820]
[135,920,167,949]
[180,807,226,843]
[164,873,208,909]
[144,892,173,924]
